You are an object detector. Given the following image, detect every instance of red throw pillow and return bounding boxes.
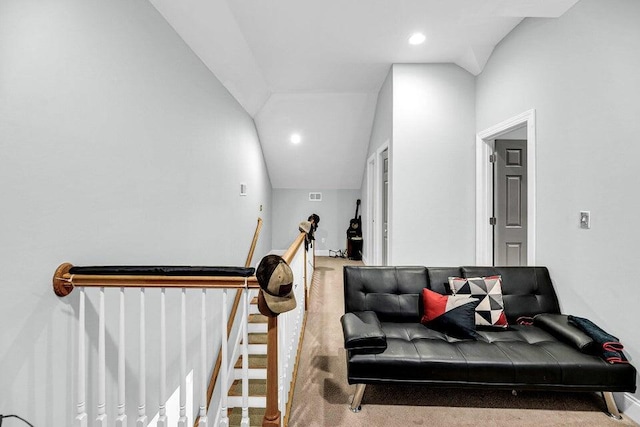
[421,288,480,339]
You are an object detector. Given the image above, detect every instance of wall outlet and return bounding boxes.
[580,211,590,229]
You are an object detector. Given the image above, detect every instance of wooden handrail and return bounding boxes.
[282,232,306,265]
[245,218,263,268]
[53,262,258,296]
[52,219,267,298]
[52,228,302,297]
[63,276,257,287]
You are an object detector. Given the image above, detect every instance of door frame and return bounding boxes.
[378,144,390,265]
[476,109,536,266]
[365,153,376,265]
[365,141,390,265]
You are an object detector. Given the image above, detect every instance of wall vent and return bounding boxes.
[240,183,247,196]
[309,192,322,201]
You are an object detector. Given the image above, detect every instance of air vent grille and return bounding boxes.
[309,192,322,201]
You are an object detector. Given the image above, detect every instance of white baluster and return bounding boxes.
[96,288,107,427]
[199,289,209,427]
[219,288,229,427]
[240,286,249,427]
[287,308,293,408]
[137,289,148,427]
[283,310,290,410]
[178,288,189,427]
[75,288,88,427]
[116,288,127,427]
[158,288,168,427]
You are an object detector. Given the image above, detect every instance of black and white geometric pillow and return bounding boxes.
[448,275,508,328]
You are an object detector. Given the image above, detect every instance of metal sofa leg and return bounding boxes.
[603,391,623,420]
[349,384,366,413]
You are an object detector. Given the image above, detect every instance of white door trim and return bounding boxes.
[376,139,393,265]
[476,109,536,266]
[367,140,391,265]
[364,153,376,265]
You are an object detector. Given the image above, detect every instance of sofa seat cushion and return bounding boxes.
[346,323,636,391]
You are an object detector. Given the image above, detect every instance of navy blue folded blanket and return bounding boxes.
[568,315,628,364]
[69,265,255,277]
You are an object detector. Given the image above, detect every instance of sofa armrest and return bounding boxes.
[534,313,594,353]
[341,311,387,354]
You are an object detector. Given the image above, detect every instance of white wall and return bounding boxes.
[272,189,361,253]
[0,0,271,424]
[391,64,476,265]
[499,125,527,140]
[477,0,640,412]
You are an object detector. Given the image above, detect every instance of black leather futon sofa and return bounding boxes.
[340,266,636,419]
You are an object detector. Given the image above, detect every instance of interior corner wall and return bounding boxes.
[272,189,361,253]
[391,64,476,265]
[366,67,394,159]
[0,0,271,425]
[361,67,393,264]
[476,0,640,411]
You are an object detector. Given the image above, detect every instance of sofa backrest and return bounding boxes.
[344,265,561,323]
[460,266,561,323]
[343,266,428,322]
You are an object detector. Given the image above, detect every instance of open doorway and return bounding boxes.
[476,110,536,266]
[365,141,390,265]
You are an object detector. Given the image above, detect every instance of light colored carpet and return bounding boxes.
[287,256,638,427]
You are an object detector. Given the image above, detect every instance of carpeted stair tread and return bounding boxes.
[235,354,267,369]
[228,379,266,397]
[248,333,267,344]
[248,313,268,323]
[228,406,265,426]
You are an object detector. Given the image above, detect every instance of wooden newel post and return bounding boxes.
[263,316,281,427]
[258,249,300,427]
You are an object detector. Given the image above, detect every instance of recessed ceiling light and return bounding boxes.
[290,133,302,144]
[408,32,426,45]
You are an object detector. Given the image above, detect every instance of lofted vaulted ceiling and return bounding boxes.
[148,0,580,189]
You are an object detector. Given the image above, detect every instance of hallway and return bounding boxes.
[286,257,638,427]
[287,256,364,426]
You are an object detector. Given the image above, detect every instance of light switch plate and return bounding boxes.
[580,211,590,229]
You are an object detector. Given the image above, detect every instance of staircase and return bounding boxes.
[228,296,268,426]
[55,219,311,427]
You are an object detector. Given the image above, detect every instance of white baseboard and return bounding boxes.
[272,248,331,257]
[620,392,640,423]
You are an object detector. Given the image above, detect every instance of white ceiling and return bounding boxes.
[149,0,580,189]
